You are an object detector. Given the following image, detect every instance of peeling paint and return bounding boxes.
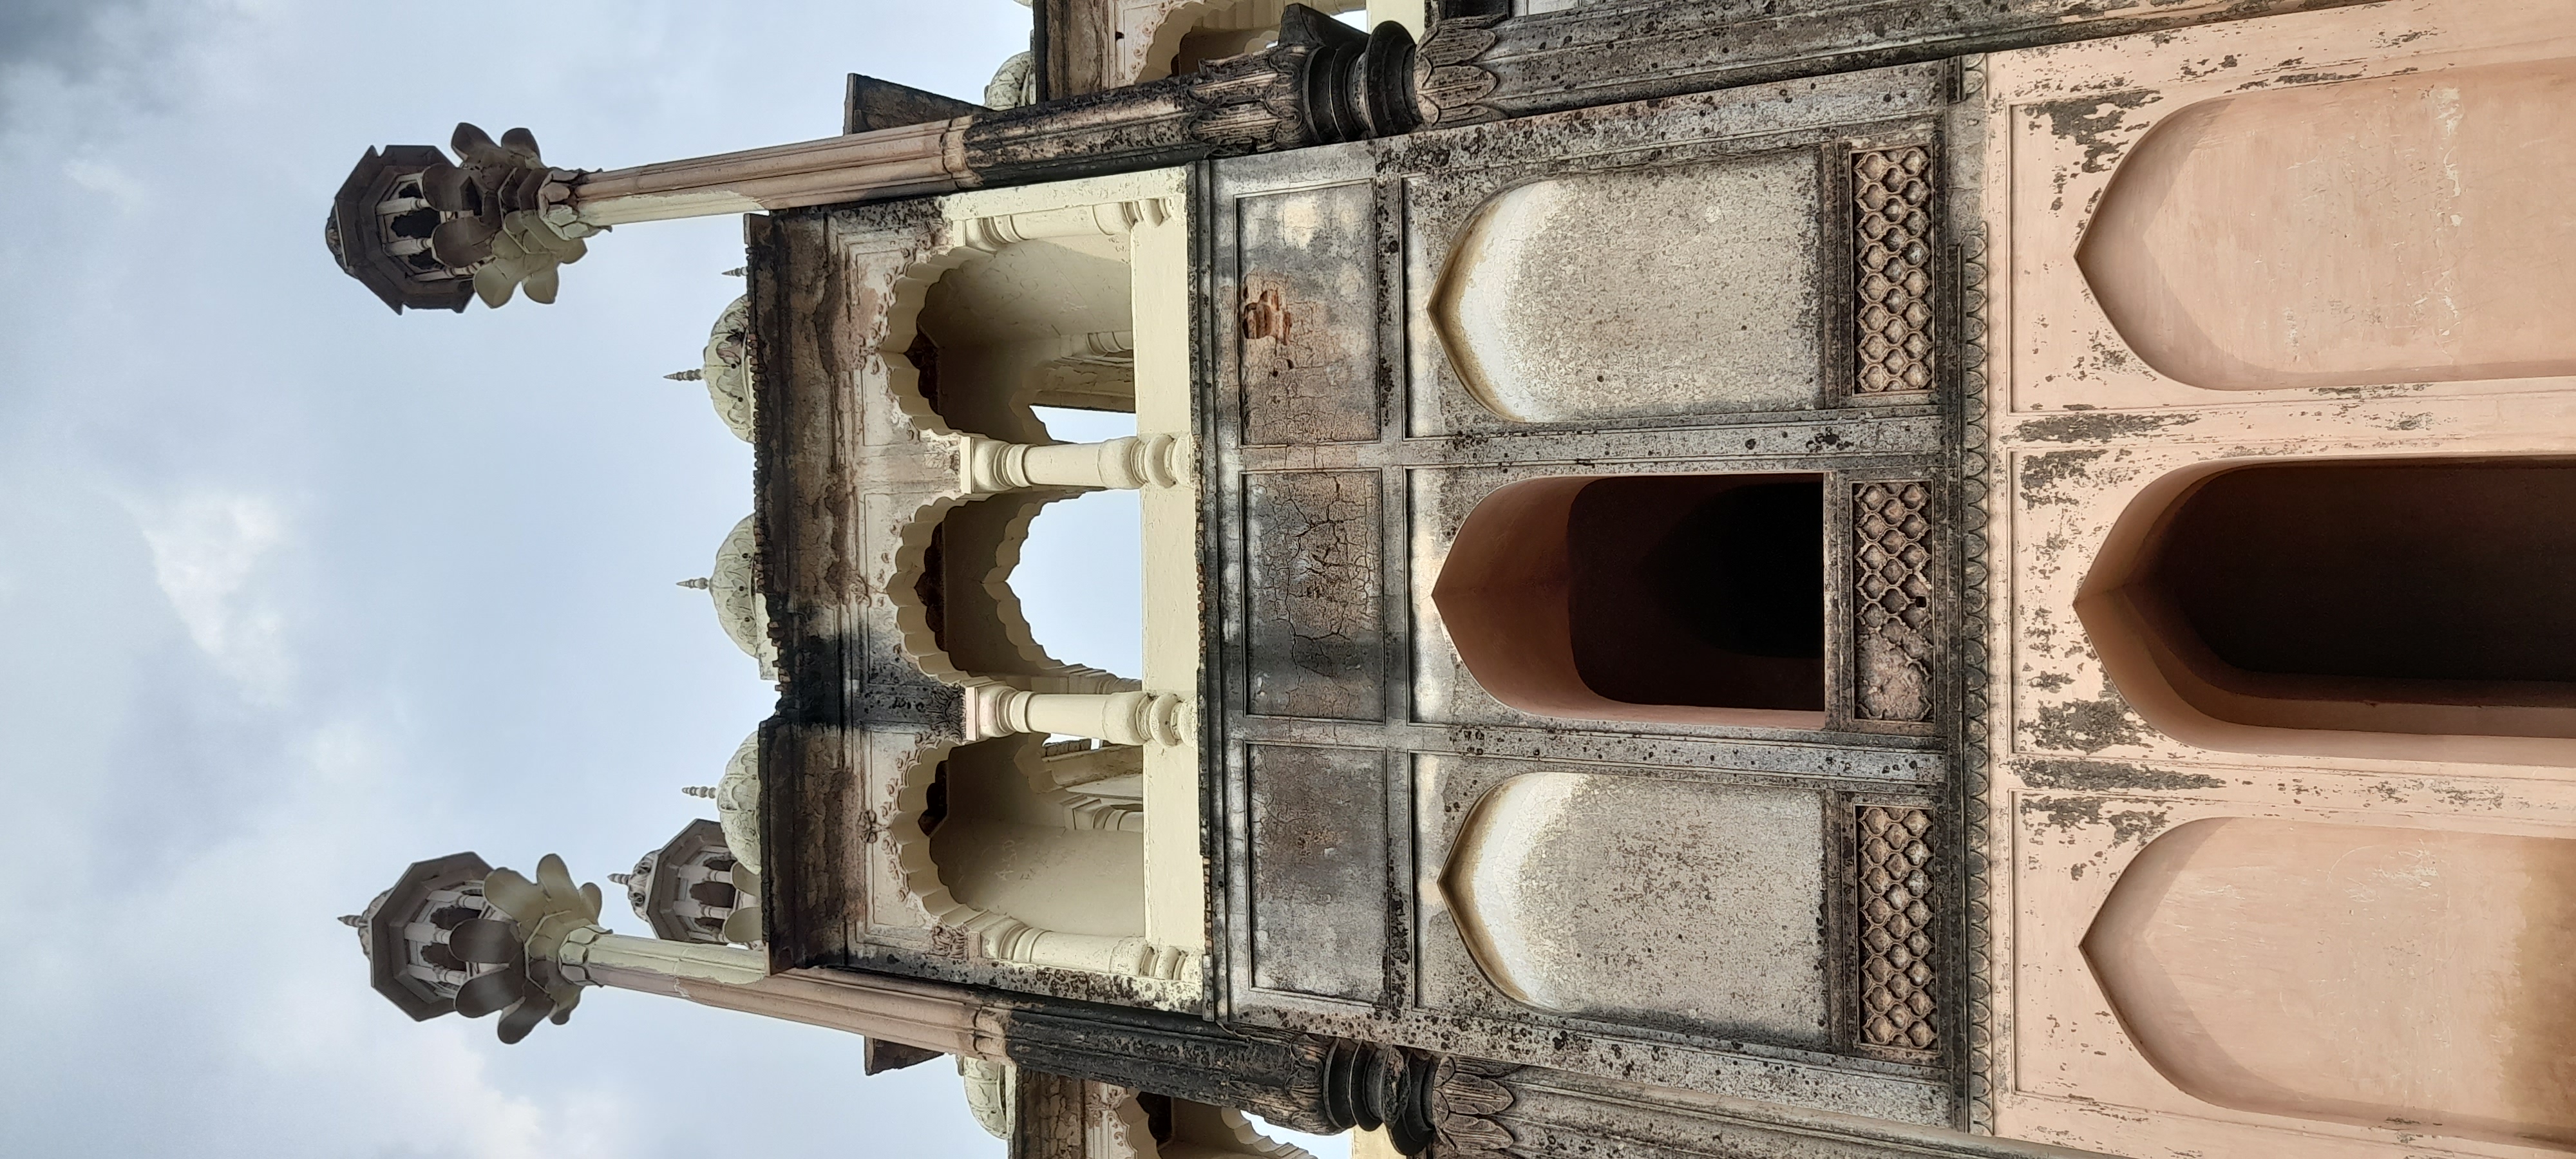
[2020,448,2107,507]
[2012,411,2199,444]
[2026,693,2149,753]
[2018,759,2225,791]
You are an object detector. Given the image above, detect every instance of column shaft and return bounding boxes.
[960,433,1187,494]
[573,119,971,227]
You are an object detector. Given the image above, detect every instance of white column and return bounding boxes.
[963,684,1193,747]
[670,968,1007,1060]
[1129,177,1206,958]
[958,433,1189,495]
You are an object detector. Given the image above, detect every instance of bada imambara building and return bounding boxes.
[327,0,2576,1156]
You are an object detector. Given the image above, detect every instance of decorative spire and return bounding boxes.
[607,872,634,886]
[665,368,704,381]
[722,267,744,277]
[337,913,364,928]
[682,786,715,799]
[676,577,712,590]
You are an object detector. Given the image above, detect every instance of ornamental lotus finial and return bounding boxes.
[325,122,597,312]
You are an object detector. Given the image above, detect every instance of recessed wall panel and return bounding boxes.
[1431,151,1828,422]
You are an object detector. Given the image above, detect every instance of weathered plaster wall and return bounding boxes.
[1977,3,2576,1155]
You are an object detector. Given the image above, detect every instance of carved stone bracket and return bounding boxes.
[1175,5,1421,155]
[1411,10,1503,127]
[1315,1041,1520,1157]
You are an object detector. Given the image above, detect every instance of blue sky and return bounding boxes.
[0,1,1193,1154]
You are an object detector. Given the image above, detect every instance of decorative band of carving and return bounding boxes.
[1411,12,1503,127]
[1854,146,1935,395]
[1854,481,1936,722]
[1857,804,1938,1055]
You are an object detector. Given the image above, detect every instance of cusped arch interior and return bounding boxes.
[2076,58,2576,391]
[2076,456,2576,764]
[889,493,1136,688]
[891,736,1163,977]
[1432,473,1826,728]
[2083,817,2576,1147]
[883,224,1140,446]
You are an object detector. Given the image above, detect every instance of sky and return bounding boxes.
[0,1,1323,1155]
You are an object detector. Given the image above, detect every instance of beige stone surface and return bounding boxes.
[1442,771,1829,1044]
[2085,818,2576,1148]
[1978,3,2576,1156]
[1431,151,1827,422]
[2079,60,2576,391]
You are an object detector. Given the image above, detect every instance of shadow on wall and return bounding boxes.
[2078,457,2576,764]
[1434,473,1826,728]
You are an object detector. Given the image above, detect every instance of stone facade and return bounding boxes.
[333,1,2576,1156]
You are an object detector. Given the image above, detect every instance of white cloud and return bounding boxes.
[129,491,292,700]
[62,156,149,212]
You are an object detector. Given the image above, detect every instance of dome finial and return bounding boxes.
[665,368,704,381]
[337,913,364,928]
[676,577,712,590]
[682,786,715,799]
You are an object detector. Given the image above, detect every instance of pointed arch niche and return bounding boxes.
[2078,457,2576,765]
[1432,473,1828,728]
[2083,817,2576,1147]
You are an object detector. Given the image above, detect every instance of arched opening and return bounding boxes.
[1012,406,1146,683]
[895,736,1172,978]
[892,406,1146,691]
[904,493,1081,681]
[2078,457,2576,763]
[1433,473,1827,728]
[927,735,1146,939]
[891,231,1138,444]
